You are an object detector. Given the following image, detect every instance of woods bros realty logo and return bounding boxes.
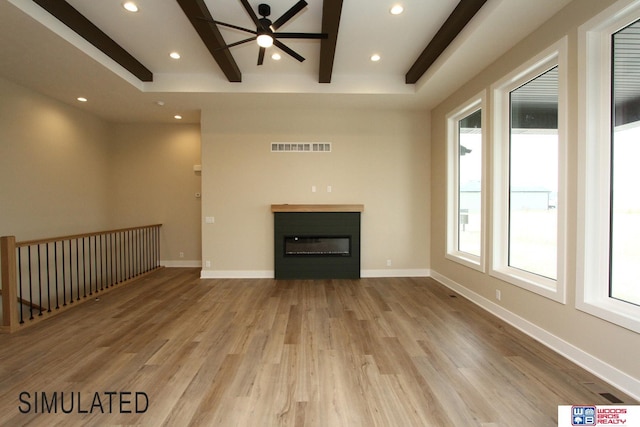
[558,405,640,426]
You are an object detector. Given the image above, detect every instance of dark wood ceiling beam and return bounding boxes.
[32,0,153,82]
[405,0,487,84]
[176,0,242,83]
[319,0,343,84]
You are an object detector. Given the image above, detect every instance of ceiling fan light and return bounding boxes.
[257,34,274,48]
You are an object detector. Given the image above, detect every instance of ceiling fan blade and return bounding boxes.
[209,19,256,34]
[274,39,305,62]
[257,47,266,65]
[274,32,328,39]
[271,0,308,31]
[239,0,263,29]
[213,37,256,51]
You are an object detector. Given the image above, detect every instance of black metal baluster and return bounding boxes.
[142,228,146,273]
[139,228,142,275]
[115,232,120,284]
[68,240,74,304]
[132,229,137,277]
[128,230,132,279]
[120,231,124,283]
[117,232,121,283]
[36,244,43,316]
[123,230,127,280]
[135,229,138,277]
[82,237,87,298]
[149,227,153,269]
[18,248,24,324]
[141,228,145,273]
[137,229,141,276]
[54,242,60,309]
[88,236,93,296]
[76,238,80,300]
[98,234,103,291]
[61,241,67,307]
[153,227,159,268]
[109,233,114,287]
[28,246,34,320]
[93,235,98,294]
[46,243,51,313]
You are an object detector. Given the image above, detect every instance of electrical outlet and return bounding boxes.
[179,252,184,258]
[495,289,501,301]
[386,259,392,267]
[205,260,211,268]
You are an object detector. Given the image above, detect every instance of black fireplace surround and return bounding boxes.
[273,207,362,279]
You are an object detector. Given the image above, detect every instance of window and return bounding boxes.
[492,38,567,303]
[446,94,486,271]
[578,2,640,333]
[508,67,559,280]
[610,19,640,307]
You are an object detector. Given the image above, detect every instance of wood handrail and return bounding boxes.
[15,224,163,247]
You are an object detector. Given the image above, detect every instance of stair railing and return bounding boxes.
[1,224,162,333]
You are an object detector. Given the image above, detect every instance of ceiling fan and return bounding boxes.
[204,0,328,65]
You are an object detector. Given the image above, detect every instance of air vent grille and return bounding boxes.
[271,143,331,153]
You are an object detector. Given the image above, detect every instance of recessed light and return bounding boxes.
[77,97,88,102]
[174,115,183,120]
[370,54,381,62]
[123,2,138,13]
[390,4,404,15]
[271,53,281,60]
[169,52,181,59]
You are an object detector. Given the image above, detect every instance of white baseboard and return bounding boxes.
[161,260,202,268]
[430,270,640,402]
[200,270,274,279]
[199,269,431,279]
[361,269,431,278]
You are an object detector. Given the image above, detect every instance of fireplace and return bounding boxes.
[271,205,363,279]
[284,236,351,256]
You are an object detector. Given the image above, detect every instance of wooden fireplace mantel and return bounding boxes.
[271,204,364,213]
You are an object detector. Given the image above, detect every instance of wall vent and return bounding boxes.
[271,143,331,153]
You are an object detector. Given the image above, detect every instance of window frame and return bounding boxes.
[490,37,568,303]
[446,92,487,272]
[577,0,640,334]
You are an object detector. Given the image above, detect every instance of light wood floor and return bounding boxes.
[0,268,635,426]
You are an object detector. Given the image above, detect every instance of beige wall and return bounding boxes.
[0,77,111,240]
[109,123,202,264]
[0,77,202,266]
[200,107,430,277]
[430,0,640,394]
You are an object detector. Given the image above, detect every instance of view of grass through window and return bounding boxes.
[508,67,559,280]
[610,19,640,307]
[458,109,482,257]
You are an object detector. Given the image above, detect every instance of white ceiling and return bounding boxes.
[0,0,574,123]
